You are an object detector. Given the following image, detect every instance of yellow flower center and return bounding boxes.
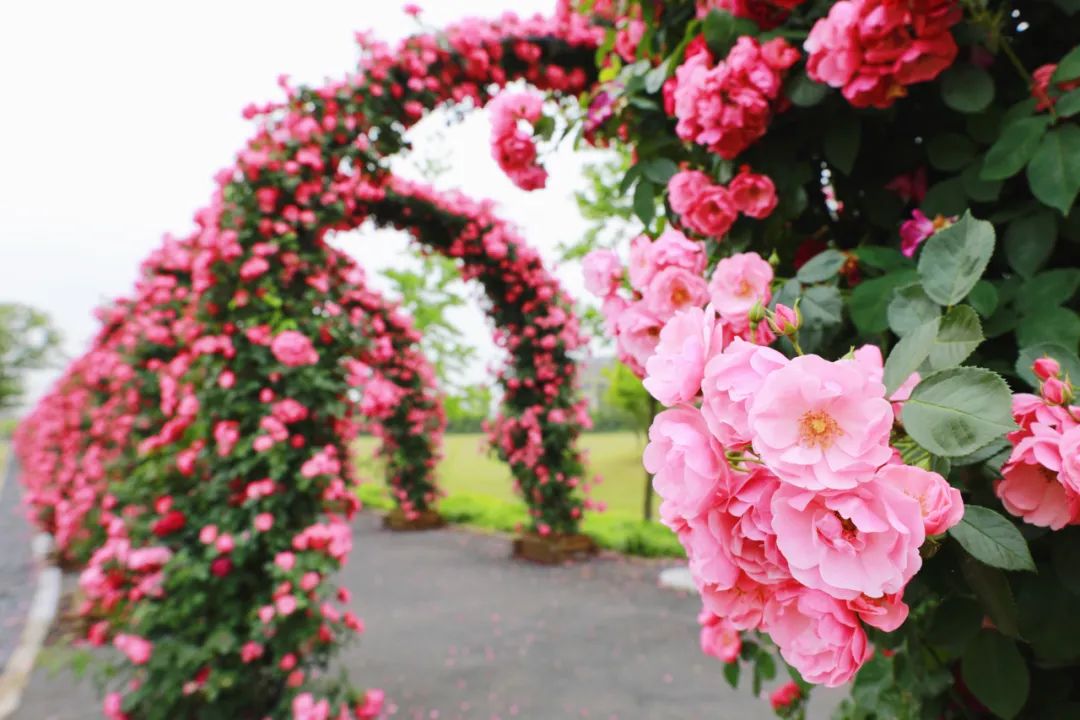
[670,285,690,306]
[799,410,840,449]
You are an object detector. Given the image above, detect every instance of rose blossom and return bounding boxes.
[701,337,789,446]
[644,406,727,524]
[764,585,871,687]
[667,170,712,215]
[644,307,725,406]
[771,470,925,600]
[644,266,710,320]
[728,170,778,219]
[846,592,909,632]
[648,228,707,276]
[1059,425,1080,494]
[708,252,773,324]
[614,301,664,370]
[996,461,1079,530]
[270,330,319,367]
[628,235,659,289]
[699,611,742,663]
[582,249,624,298]
[749,353,893,490]
[878,463,963,535]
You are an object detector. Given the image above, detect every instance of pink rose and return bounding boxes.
[668,170,711,215]
[614,301,664,371]
[649,228,707,275]
[764,585,871,687]
[684,510,742,591]
[708,252,773,324]
[582,249,624,298]
[749,354,894,490]
[643,266,710,320]
[685,185,738,238]
[996,462,1079,530]
[114,633,153,665]
[628,235,659,289]
[701,337,789,446]
[728,170,778,219]
[771,472,925,600]
[644,307,725,406]
[1060,426,1080,494]
[270,330,319,367]
[644,406,727,524]
[846,592,909,632]
[879,464,963,535]
[699,573,769,631]
[699,611,742,663]
[214,420,240,457]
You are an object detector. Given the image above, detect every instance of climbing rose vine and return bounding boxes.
[574,0,1080,716]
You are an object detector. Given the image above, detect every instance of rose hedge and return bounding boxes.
[568,0,1080,717]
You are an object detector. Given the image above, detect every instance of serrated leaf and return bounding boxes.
[1016,307,1080,349]
[1058,88,1080,118]
[884,318,938,394]
[1027,125,1080,215]
[961,557,1021,638]
[785,71,828,107]
[643,157,679,185]
[962,631,1030,719]
[796,249,846,283]
[1016,268,1080,315]
[902,367,1015,457]
[929,305,983,370]
[850,270,919,335]
[888,283,942,336]
[968,280,999,317]
[951,506,1035,571]
[962,159,1003,202]
[981,116,1050,181]
[917,212,996,306]
[855,246,913,271]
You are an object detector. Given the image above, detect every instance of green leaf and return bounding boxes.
[1004,210,1058,278]
[796,249,846,283]
[722,659,740,688]
[884,318,938,394]
[854,246,913,271]
[888,283,941,336]
[1015,343,1080,388]
[961,557,1021,638]
[851,654,894,711]
[1027,125,1080,215]
[619,165,641,195]
[981,117,1050,181]
[785,71,828,107]
[917,211,996,306]
[798,285,844,352]
[1016,307,1080,349]
[941,63,996,114]
[643,157,679,185]
[824,115,861,174]
[968,280,999,317]
[644,63,669,94]
[961,631,1030,719]
[902,367,1015,457]
[962,159,1003,202]
[929,305,983,370]
[928,597,983,656]
[950,506,1036,571]
[702,9,740,57]
[1052,44,1080,84]
[1016,268,1080,315]
[921,177,968,217]
[927,132,976,171]
[850,270,919,335]
[1057,88,1080,118]
[633,178,656,226]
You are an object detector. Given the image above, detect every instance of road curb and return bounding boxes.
[0,448,62,719]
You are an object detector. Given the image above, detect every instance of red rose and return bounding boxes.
[151,509,186,537]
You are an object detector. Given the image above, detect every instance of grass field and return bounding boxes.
[353,431,658,518]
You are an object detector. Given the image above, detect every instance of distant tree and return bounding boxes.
[0,303,61,412]
[444,383,493,433]
[603,361,658,521]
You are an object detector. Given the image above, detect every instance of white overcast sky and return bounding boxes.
[0,0,615,411]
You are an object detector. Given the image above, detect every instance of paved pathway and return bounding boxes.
[13,513,840,720]
[0,452,37,676]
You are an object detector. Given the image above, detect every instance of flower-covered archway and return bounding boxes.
[17,8,605,718]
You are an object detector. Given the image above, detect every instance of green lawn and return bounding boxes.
[353,431,658,518]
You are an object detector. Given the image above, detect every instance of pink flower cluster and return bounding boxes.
[805,0,960,109]
[642,314,963,685]
[488,91,548,191]
[668,167,778,239]
[997,359,1080,530]
[584,244,777,377]
[672,36,799,159]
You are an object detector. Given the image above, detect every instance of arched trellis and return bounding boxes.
[17,9,603,718]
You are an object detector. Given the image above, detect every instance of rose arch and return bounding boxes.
[16,8,606,718]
